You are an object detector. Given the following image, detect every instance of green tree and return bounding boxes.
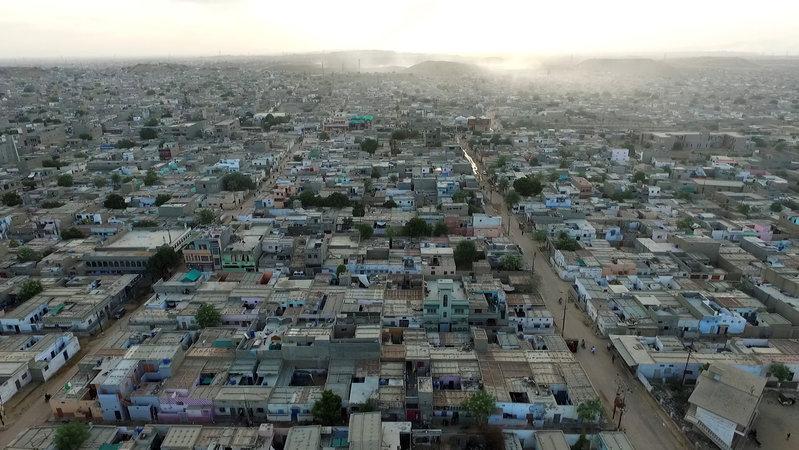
[403,217,431,238]
[139,127,158,140]
[57,174,74,187]
[533,230,548,242]
[196,209,216,225]
[195,303,221,328]
[576,399,603,432]
[770,201,783,212]
[336,264,347,276]
[505,190,521,206]
[61,227,85,240]
[555,232,580,251]
[146,245,181,279]
[461,389,496,426]
[2,191,22,206]
[144,116,159,127]
[499,254,523,271]
[17,246,41,262]
[41,200,64,209]
[737,204,751,216]
[312,389,343,425]
[432,222,449,237]
[53,422,90,450]
[221,173,256,191]
[103,193,126,209]
[632,171,647,184]
[454,240,478,270]
[352,203,365,217]
[371,167,381,179]
[143,170,159,186]
[355,223,373,240]
[116,139,137,149]
[676,217,694,232]
[497,177,509,193]
[18,279,43,301]
[382,199,398,208]
[93,177,107,188]
[318,131,330,140]
[155,194,172,206]
[360,138,379,155]
[769,362,793,385]
[110,173,122,187]
[513,176,543,197]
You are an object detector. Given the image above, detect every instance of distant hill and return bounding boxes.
[576,58,675,76]
[404,60,484,76]
[665,57,758,69]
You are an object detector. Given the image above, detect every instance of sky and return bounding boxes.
[1,0,799,58]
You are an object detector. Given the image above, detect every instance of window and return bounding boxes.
[219,407,226,413]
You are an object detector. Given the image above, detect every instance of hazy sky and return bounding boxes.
[2,0,798,58]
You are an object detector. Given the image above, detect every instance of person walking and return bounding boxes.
[787,433,791,441]
[591,346,596,354]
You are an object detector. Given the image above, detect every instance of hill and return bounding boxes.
[404,60,484,76]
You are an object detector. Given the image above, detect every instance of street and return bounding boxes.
[464,141,689,450]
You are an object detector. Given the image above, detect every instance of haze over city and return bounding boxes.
[2,0,799,58]
[1,1,799,450]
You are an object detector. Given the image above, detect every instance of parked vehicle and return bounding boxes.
[779,392,796,406]
[112,307,127,320]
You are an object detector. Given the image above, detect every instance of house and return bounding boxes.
[422,279,469,332]
[685,364,766,450]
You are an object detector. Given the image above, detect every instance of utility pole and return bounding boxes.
[561,294,567,336]
[681,340,694,385]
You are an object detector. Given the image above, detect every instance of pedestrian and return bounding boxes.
[45,393,51,403]
[788,433,791,441]
[611,354,616,363]
[591,346,596,354]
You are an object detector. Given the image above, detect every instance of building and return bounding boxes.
[685,364,766,450]
[422,279,469,332]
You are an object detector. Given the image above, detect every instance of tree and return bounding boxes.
[312,389,342,425]
[139,127,158,140]
[555,232,580,251]
[770,201,783,212]
[53,422,90,450]
[155,194,172,206]
[404,217,431,238]
[195,303,221,328]
[513,176,542,197]
[676,217,694,232]
[352,203,365,217]
[116,139,137,149]
[18,279,43,301]
[454,240,478,270]
[504,190,521,207]
[61,227,85,240]
[41,200,64,209]
[221,173,256,191]
[103,193,126,209]
[2,191,22,206]
[533,230,548,242]
[110,173,122,187]
[355,223,373,240]
[93,177,107,188]
[57,174,74,187]
[576,399,603,432]
[432,222,449,237]
[360,138,379,155]
[371,167,381,179]
[143,170,159,186]
[336,264,347,276]
[144,116,159,127]
[461,389,496,426]
[318,131,330,141]
[196,209,216,225]
[499,254,523,271]
[17,246,41,262]
[632,171,647,184]
[737,204,751,216]
[382,199,398,208]
[146,245,181,280]
[497,177,509,193]
[769,362,793,385]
